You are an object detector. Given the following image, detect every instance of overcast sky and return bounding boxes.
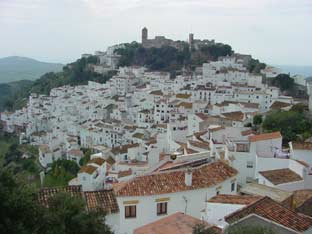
[0,0,311,65]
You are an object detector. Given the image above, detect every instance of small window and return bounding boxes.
[157,202,167,216]
[247,161,253,168]
[216,190,220,195]
[231,182,235,192]
[125,205,136,218]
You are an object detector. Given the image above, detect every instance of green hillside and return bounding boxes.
[0,56,64,83]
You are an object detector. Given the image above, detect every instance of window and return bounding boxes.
[125,205,136,218]
[247,161,254,168]
[216,190,220,195]
[157,202,167,216]
[231,182,235,192]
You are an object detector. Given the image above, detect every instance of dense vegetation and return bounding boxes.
[0,134,41,186]
[115,41,233,72]
[44,159,80,187]
[266,73,307,98]
[271,73,295,91]
[0,134,79,187]
[0,80,33,111]
[262,104,312,143]
[247,58,266,74]
[0,169,112,234]
[0,56,116,111]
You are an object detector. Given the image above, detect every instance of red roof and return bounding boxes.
[259,168,302,185]
[116,161,237,197]
[207,194,262,205]
[225,197,312,232]
[134,212,221,234]
[248,132,281,142]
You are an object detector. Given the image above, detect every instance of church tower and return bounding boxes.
[142,27,148,44]
[308,80,312,113]
[189,33,194,50]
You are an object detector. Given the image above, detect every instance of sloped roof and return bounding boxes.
[38,185,83,208]
[248,131,281,142]
[270,101,291,109]
[222,111,244,121]
[293,189,312,208]
[188,140,210,150]
[225,196,312,232]
[259,168,302,185]
[79,165,98,174]
[207,194,262,205]
[111,143,140,154]
[134,212,221,234]
[292,142,312,150]
[84,190,119,214]
[88,157,106,166]
[116,161,237,197]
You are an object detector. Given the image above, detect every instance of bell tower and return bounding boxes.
[142,27,148,44]
[308,80,312,113]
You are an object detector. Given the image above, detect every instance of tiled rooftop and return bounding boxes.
[248,131,281,142]
[116,161,237,197]
[38,186,119,214]
[207,194,262,205]
[79,165,98,174]
[84,190,119,214]
[134,212,221,234]
[259,168,302,185]
[38,185,83,208]
[225,196,312,232]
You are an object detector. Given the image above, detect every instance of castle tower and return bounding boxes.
[142,27,148,44]
[308,80,312,113]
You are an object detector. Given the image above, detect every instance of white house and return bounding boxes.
[112,161,238,234]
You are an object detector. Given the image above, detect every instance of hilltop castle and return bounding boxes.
[141,27,216,50]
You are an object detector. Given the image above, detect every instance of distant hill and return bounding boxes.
[275,65,312,78]
[0,56,64,83]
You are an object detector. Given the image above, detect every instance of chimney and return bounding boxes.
[185,167,192,186]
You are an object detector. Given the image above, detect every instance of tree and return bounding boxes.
[271,74,295,92]
[253,114,263,126]
[0,169,45,234]
[3,143,22,166]
[247,59,266,73]
[45,192,112,234]
[262,110,312,143]
[0,168,113,234]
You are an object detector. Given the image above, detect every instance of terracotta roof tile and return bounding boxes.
[176,102,193,109]
[270,101,291,109]
[259,168,302,185]
[176,93,192,99]
[88,157,106,166]
[222,111,244,121]
[67,149,84,157]
[79,165,98,174]
[207,194,263,205]
[225,197,312,232]
[134,212,221,234]
[111,143,140,154]
[38,185,83,208]
[116,161,237,197]
[195,113,209,121]
[84,190,119,214]
[248,131,281,142]
[293,190,312,208]
[188,140,210,150]
[292,142,312,150]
